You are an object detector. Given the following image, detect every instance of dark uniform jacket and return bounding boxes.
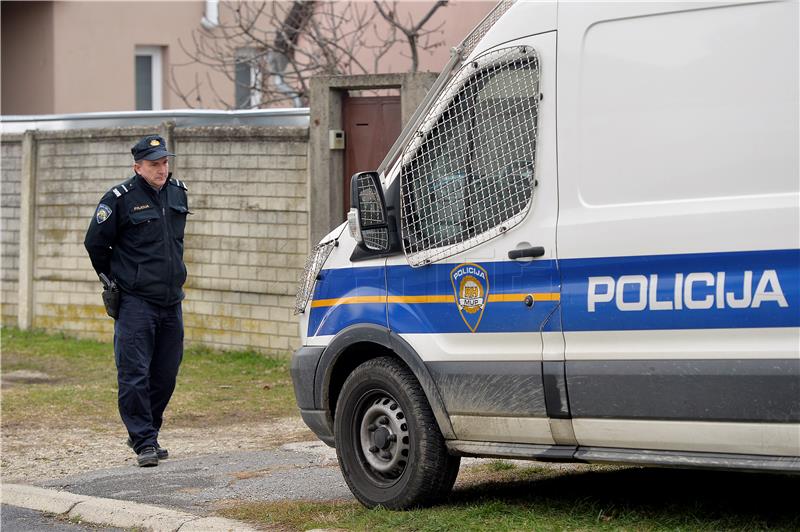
[85,173,189,307]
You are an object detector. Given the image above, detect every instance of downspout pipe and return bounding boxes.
[201,0,219,29]
[268,50,303,108]
[272,73,303,108]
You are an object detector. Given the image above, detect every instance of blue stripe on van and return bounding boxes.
[386,259,560,334]
[307,249,799,336]
[308,266,387,336]
[560,248,799,331]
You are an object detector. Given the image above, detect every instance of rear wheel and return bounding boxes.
[334,356,461,509]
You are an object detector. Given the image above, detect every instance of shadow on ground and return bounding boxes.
[448,466,799,528]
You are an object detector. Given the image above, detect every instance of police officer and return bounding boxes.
[84,135,189,467]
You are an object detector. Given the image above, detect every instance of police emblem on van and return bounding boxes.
[451,263,490,333]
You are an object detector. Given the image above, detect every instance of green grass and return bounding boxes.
[1,327,297,429]
[487,459,517,472]
[219,463,800,531]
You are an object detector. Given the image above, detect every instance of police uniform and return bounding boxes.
[84,135,189,465]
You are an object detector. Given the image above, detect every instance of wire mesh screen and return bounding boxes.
[400,46,539,267]
[294,239,336,314]
[363,227,389,251]
[357,176,385,226]
[459,0,516,60]
[355,174,390,251]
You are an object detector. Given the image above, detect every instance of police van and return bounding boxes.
[291,0,799,509]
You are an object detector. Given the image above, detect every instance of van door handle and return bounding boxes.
[508,246,545,260]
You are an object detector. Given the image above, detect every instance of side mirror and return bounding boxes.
[348,172,390,252]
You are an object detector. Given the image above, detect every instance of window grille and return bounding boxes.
[357,176,384,226]
[460,0,516,60]
[400,46,540,267]
[294,239,336,314]
[357,176,389,250]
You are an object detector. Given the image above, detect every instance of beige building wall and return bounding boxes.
[1,1,55,114]
[49,1,232,113]
[348,1,496,74]
[1,1,231,114]
[1,1,494,115]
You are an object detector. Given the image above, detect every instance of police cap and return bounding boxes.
[131,135,175,161]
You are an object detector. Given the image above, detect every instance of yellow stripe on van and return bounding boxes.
[489,293,561,302]
[310,292,560,308]
[387,295,454,304]
[310,296,386,307]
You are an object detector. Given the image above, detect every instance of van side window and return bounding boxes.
[400,46,540,266]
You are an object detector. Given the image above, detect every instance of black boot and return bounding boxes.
[127,437,169,460]
[136,446,159,467]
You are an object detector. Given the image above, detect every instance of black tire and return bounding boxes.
[334,356,461,509]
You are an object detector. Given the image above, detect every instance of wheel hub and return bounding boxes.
[374,426,391,449]
[359,395,410,477]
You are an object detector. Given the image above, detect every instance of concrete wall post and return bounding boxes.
[159,120,177,175]
[17,130,37,329]
[308,78,344,246]
[399,72,439,125]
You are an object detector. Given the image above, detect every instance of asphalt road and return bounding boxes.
[39,441,354,515]
[1,505,124,532]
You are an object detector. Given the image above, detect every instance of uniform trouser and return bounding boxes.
[114,293,183,453]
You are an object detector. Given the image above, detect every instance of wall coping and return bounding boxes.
[312,72,438,90]
[14,125,308,142]
[173,126,308,140]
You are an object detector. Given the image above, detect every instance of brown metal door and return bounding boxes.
[343,95,401,217]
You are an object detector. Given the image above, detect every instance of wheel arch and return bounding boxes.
[316,324,456,440]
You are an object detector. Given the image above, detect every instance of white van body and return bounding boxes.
[291,0,799,508]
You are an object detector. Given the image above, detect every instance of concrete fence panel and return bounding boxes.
[1,124,309,356]
[1,135,23,326]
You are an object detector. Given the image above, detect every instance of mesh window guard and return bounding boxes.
[400,46,540,267]
[357,177,385,226]
[294,239,336,314]
[460,0,516,61]
[354,174,390,251]
[363,227,389,252]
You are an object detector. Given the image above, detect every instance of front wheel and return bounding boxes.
[334,356,461,509]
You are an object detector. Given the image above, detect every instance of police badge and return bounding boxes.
[450,263,490,332]
[95,203,112,224]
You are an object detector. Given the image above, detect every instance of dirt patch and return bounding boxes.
[1,417,316,483]
[1,370,57,386]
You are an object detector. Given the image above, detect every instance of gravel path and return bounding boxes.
[37,441,351,515]
[2,416,588,520]
[1,417,315,483]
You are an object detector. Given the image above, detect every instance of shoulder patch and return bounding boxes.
[170,178,188,191]
[109,177,136,197]
[110,180,134,198]
[95,203,112,224]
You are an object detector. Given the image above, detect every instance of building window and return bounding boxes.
[235,48,261,109]
[135,46,163,111]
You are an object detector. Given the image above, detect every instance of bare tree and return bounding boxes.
[373,0,448,73]
[169,1,448,109]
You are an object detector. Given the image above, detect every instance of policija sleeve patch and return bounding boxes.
[96,203,112,224]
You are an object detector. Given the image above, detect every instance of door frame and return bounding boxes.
[307,73,439,247]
